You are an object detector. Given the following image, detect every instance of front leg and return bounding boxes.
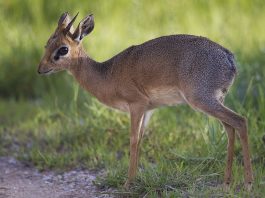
[124,104,146,188]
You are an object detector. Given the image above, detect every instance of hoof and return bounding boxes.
[123,180,131,190]
[223,182,231,192]
[244,182,252,192]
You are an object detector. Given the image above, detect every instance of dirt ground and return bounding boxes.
[0,157,113,198]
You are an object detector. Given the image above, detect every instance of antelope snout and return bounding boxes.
[37,64,42,74]
[37,63,53,75]
[37,63,44,74]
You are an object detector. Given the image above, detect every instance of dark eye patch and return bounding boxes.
[54,54,60,61]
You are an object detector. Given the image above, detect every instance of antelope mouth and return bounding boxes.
[38,69,54,75]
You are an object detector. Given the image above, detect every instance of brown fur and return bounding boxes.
[38,13,253,190]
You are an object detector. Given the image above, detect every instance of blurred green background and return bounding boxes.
[0,0,265,196]
[1,0,265,98]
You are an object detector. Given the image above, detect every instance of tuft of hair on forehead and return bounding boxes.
[45,29,75,50]
[45,30,60,48]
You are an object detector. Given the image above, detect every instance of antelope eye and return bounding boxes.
[57,46,68,56]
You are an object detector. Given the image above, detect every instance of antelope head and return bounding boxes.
[38,12,94,75]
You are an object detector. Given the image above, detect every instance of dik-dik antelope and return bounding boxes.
[38,12,253,190]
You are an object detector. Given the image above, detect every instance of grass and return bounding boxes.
[1,81,265,196]
[1,0,265,197]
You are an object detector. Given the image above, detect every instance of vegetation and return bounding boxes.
[0,0,265,197]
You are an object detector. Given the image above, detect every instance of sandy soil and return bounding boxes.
[0,157,113,198]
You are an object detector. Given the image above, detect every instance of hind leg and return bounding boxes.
[187,96,253,190]
[136,110,153,160]
[222,122,235,190]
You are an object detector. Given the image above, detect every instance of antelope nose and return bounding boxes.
[37,66,41,74]
[37,64,43,74]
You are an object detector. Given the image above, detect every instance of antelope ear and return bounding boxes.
[72,14,94,42]
[58,12,71,28]
[58,12,79,35]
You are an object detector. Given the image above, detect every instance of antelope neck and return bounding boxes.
[68,49,113,99]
